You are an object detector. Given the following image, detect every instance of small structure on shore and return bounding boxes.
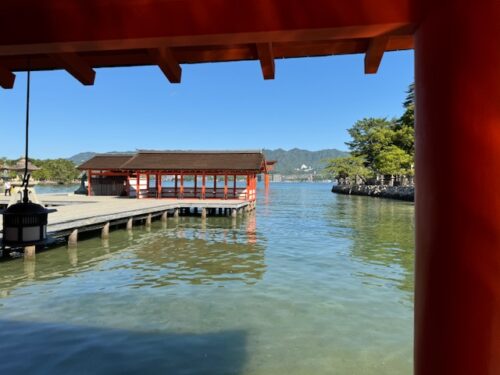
[78,150,273,202]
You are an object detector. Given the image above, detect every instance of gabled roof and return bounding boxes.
[121,151,265,172]
[78,154,134,170]
[78,151,268,172]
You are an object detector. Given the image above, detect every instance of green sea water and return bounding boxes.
[0,183,414,374]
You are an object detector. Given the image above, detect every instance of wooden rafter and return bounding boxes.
[149,47,182,83]
[256,43,275,80]
[0,64,15,89]
[364,36,390,74]
[50,53,96,85]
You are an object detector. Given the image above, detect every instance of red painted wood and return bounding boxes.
[202,173,206,199]
[87,169,92,196]
[414,0,500,373]
[0,0,414,47]
[224,174,228,199]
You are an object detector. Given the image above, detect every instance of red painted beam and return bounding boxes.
[0,64,15,88]
[0,0,416,56]
[149,47,182,83]
[364,36,389,74]
[256,43,275,80]
[50,53,96,85]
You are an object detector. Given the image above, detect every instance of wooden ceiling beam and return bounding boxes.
[149,48,182,84]
[256,43,275,80]
[0,65,15,88]
[50,53,96,85]
[364,36,390,74]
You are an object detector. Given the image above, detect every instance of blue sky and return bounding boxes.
[0,50,414,159]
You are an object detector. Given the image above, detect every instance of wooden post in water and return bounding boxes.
[102,222,110,239]
[161,211,168,222]
[174,208,179,218]
[232,208,237,218]
[201,207,207,219]
[126,218,133,230]
[68,229,78,245]
[24,245,36,258]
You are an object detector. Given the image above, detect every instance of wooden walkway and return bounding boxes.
[0,194,254,245]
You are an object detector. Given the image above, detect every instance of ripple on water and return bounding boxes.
[0,183,414,374]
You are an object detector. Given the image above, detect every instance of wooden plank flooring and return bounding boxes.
[0,194,252,239]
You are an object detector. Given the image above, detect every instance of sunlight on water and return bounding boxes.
[0,183,414,374]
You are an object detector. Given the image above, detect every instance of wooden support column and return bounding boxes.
[50,52,96,85]
[101,222,110,239]
[265,173,270,191]
[136,173,140,199]
[414,1,500,373]
[364,36,389,74]
[233,175,237,198]
[194,174,197,198]
[146,213,152,226]
[161,211,168,222]
[173,208,179,218]
[24,246,36,258]
[256,42,275,80]
[231,208,237,218]
[126,218,133,230]
[148,47,182,83]
[246,175,250,200]
[201,207,207,219]
[202,173,206,199]
[146,173,150,198]
[68,229,78,245]
[87,169,92,196]
[157,174,162,199]
[0,65,15,89]
[213,175,217,198]
[224,174,228,199]
[180,172,184,198]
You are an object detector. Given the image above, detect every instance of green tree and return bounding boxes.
[374,145,413,177]
[324,156,372,184]
[345,118,397,171]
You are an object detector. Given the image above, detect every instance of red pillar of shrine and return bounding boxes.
[414,1,500,373]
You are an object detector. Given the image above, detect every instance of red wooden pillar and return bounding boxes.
[224,174,228,199]
[245,174,250,200]
[146,173,150,198]
[174,174,178,197]
[414,1,500,373]
[264,173,270,190]
[233,175,237,198]
[181,173,185,197]
[158,173,162,199]
[194,174,197,198]
[136,173,140,199]
[87,169,92,196]
[213,174,217,198]
[201,173,206,199]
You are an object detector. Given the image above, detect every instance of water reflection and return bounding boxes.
[327,195,415,299]
[0,215,266,295]
[128,217,266,287]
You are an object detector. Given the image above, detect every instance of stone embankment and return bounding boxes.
[331,184,414,202]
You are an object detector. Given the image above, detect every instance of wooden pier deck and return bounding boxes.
[0,194,254,245]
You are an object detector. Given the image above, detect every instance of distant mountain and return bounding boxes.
[68,148,348,174]
[263,148,348,174]
[68,151,134,165]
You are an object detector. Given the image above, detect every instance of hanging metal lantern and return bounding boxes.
[1,201,55,247]
[0,67,56,250]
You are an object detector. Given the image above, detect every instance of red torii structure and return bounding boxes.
[0,1,498,373]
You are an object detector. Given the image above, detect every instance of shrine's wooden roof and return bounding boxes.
[79,151,267,173]
[0,0,416,89]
